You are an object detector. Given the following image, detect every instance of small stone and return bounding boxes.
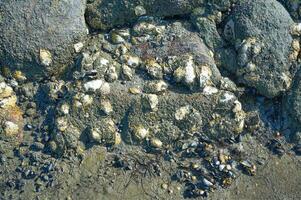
[121,64,133,80]
[161,183,168,190]
[175,105,202,133]
[291,23,301,36]
[175,106,191,121]
[144,80,168,94]
[150,138,163,148]
[202,178,213,187]
[134,5,146,16]
[100,100,113,115]
[89,128,102,142]
[141,94,159,112]
[100,82,111,95]
[0,95,17,108]
[0,82,13,99]
[133,125,149,140]
[105,66,118,82]
[25,108,36,116]
[84,79,104,92]
[39,49,52,66]
[128,87,142,95]
[13,71,27,81]
[115,132,122,145]
[145,59,163,79]
[199,65,212,89]
[3,121,19,136]
[121,55,141,68]
[110,32,125,44]
[81,94,93,107]
[74,42,84,53]
[203,86,219,95]
[60,104,70,115]
[89,118,118,145]
[56,117,68,132]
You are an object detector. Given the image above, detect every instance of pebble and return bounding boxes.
[133,125,149,140]
[141,94,158,112]
[39,49,52,66]
[150,138,163,148]
[3,121,19,136]
[74,42,84,53]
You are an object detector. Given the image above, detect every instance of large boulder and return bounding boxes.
[223,0,295,98]
[0,0,87,80]
[85,0,206,30]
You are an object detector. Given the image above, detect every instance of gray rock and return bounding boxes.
[287,69,301,131]
[0,0,87,80]
[278,0,301,20]
[224,0,294,98]
[85,0,206,30]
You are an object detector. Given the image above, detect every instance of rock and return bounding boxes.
[132,125,149,141]
[100,100,113,115]
[278,0,301,20]
[83,79,111,95]
[224,0,294,98]
[175,105,203,133]
[287,70,301,131]
[3,121,19,136]
[85,0,206,30]
[144,80,168,94]
[150,138,163,148]
[141,94,159,112]
[0,0,87,79]
[88,118,119,145]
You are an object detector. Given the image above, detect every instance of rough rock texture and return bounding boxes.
[287,69,301,131]
[0,0,87,80]
[85,0,206,30]
[224,0,294,98]
[46,19,246,155]
[278,0,301,20]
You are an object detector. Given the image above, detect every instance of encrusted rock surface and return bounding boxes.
[223,0,295,98]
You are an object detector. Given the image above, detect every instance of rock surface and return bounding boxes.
[0,0,87,79]
[224,0,295,98]
[85,0,206,30]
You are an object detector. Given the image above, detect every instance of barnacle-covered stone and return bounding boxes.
[144,59,164,79]
[224,0,294,98]
[88,118,119,145]
[175,105,203,133]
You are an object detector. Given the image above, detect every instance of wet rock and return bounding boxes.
[87,118,120,145]
[278,0,301,20]
[286,69,301,131]
[224,0,294,98]
[0,0,87,79]
[175,105,203,133]
[85,0,206,30]
[141,94,159,112]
